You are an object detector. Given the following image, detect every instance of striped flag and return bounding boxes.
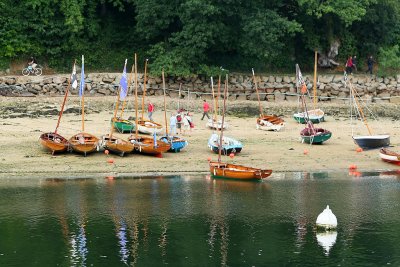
[71,63,77,89]
[119,59,128,100]
[79,55,85,97]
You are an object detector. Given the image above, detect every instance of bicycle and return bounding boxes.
[22,65,42,76]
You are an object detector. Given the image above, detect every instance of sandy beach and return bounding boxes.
[0,96,399,179]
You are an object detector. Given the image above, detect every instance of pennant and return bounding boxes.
[71,63,77,89]
[79,55,85,97]
[119,59,128,100]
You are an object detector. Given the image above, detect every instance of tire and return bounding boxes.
[34,68,42,76]
[22,68,30,76]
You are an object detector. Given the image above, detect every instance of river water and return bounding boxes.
[0,172,399,266]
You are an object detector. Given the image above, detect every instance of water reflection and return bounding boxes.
[0,173,399,266]
[316,231,337,256]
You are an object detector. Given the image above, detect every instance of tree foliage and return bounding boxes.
[1,0,399,75]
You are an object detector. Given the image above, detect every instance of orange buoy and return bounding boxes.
[106,175,114,180]
[104,150,109,155]
[107,158,114,164]
[356,147,363,153]
[229,153,235,158]
[303,149,309,155]
[349,164,357,170]
[207,157,212,162]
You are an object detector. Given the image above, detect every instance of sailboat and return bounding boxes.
[69,55,100,156]
[346,72,390,149]
[135,59,163,135]
[39,61,76,154]
[100,59,134,156]
[159,69,188,152]
[112,61,136,133]
[294,51,325,124]
[297,64,332,144]
[207,77,243,155]
[206,76,228,130]
[252,68,285,131]
[128,54,170,155]
[209,75,272,180]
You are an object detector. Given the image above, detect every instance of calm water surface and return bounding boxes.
[0,172,400,266]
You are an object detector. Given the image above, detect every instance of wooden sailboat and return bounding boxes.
[346,72,390,149]
[294,51,325,124]
[69,55,99,156]
[207,77,243,155]
[159,69,188,152]
[209,75,272,180]
[100,59,134,156]
[206,76,228,130]
[39,61,76,154]
[135,59,163,135]
[251,68,285,131]
[112,61,136,133]
[297,64,331,144]
[128,54,170,155]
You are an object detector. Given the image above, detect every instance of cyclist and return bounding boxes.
[28,57,38,70]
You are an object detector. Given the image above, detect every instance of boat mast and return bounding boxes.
[348,79,372,135]
[178,83,182,111]
[141,59,148,121]
[313,50,318,110]
[134,54,139,138]
[162,69,168,136]
[54,59,75,134]
[252,68,263,118]
[218,75,228,163]
[216,76,221,118]
[81,55,85,132]
[210,77,217,128]
[110,59,127,137]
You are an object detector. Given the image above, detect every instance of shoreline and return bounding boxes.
[1,96,399,179]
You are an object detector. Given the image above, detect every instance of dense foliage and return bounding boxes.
[1,0,400,75]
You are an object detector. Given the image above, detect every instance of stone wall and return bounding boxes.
[1,73,400,103]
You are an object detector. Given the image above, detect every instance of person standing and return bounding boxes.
[169,113,177,136]
[366,56,374,75]
[201,99,210,120]
[345,56,353,74]
[147,100,154,121]
[176,110,182,134]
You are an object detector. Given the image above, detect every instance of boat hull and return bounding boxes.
[159,136,188,152]
[206,118,228,130]
[112,119,135,133]
[208,134,243,155]
[101,135,134,156]
[69,132,99,156]
[379,148,400,164]
[301,128,332,144]
[256,115,285,131]
[137,120,163,135]
[39,132,69,154]
[209,161,272,180]
[353,135,390,149]
[129,135,171,155]
[294,109,325,124]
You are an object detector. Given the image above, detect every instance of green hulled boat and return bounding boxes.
[301,127,332,144]
[293,109,325,124]
[112,118,135,133]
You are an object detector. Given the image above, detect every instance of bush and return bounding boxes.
[378,45,400,76]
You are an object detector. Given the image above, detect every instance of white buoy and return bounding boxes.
[316,205,337,230]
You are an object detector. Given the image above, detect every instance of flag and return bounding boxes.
[71,63,77,89]
[79,55,85,97]
[119,59,128,100]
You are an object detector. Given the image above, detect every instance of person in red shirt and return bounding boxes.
[147,100,154,121]
[345,56,353,74]
[201,99,210,120]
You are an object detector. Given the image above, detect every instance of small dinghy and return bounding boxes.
[301,122,332,144]
[256,115,285,131]
[379,148,400,164]
[40,132,70,154]
[208,133,243,155]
